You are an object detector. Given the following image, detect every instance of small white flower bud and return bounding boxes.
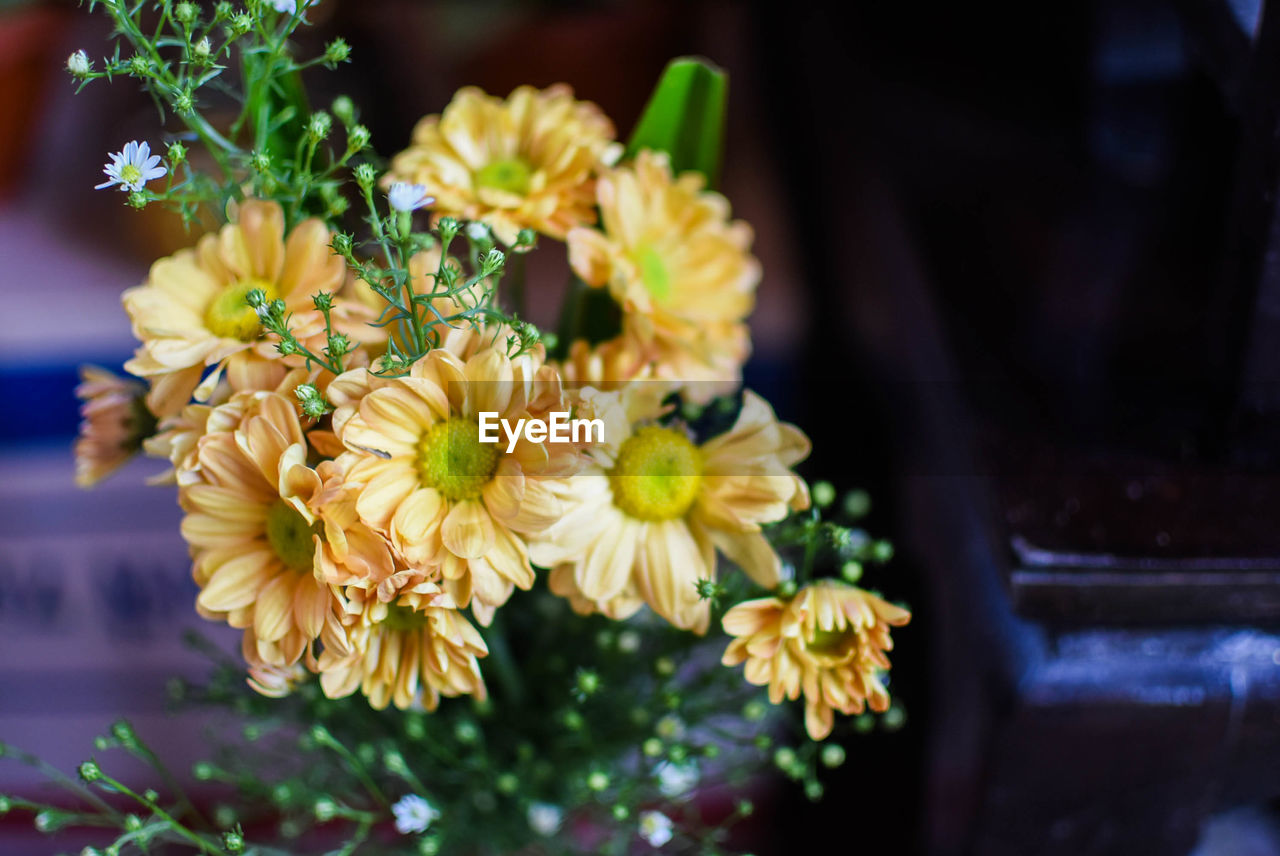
[67,50,92,77]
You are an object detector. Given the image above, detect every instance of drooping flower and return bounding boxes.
[387,182,434,213]
[721,579,911,740]
[638,811,674,848]
[95,140,167,192]
[567,150,759,400]
[392,794,440,835]
[179,391,348,669]
[387,85,618,244]
[318,581,488,710]
[329,345,574,623]
[73,366,156,487]
[530,386,809,633]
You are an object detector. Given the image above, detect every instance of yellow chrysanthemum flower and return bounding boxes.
[317,581,488,711]
[530,386,809,633]
[330,345,573,624]
[180,391,348,669]
[567,150,759,400]
[721,580,911,740]
[122,199,347,411]
[387,85,618,244]
[73,366,155,487]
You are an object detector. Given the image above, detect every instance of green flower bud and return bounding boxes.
[354,162,377,189]
[495,772,519,795]
[454,720,479,744]
[736,799,754,817]
[514,228,537,249]
[193,37,212,61]
[77,760,102,783]
[841,560,864,583]
[192,761,215,780]
[127,55,150,77]
[655,714,684,740]
[611,804,629,821]
[166,142,188,166]
[773,747,796,770]
[347,124,371,152]
[213,804,238,828]
[124,813,143,831]
[110,721,136,745]
[143,788,159,803]
[127,190,148,209]
[654,656,676,677]
[805,780,824,801]
[214,1,233,19]
[853,713,875,734]
[229,12,253,35]
[642,738,663,758]
[843,489,871,518]
[276,339,299,357]
[871,540,895,563]
[481,248,505,275]
[821,744,846,768]
[436,217,460,240]
[417,836,440,856]
[174,2,198,23]
[574,668,601,698]
[586,771,609,792]
[172,89,194,115]
[330,233,354,256]
[777,579,798,598]
[562,710,585,731]
[812,481,836,508]
[743,700,768,722]
[250,150,272,173]
[313,797,337,822]
[324,38,351,66]
[311,291,333,311]
[222,828,245,853]
[307,111,332,142]
[35,810,72,832]
[331,95,356,126]
[882,704,907,731]
[93,736,113,751]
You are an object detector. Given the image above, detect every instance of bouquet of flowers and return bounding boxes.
[6,2,911,853]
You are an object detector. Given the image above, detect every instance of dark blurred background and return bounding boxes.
[6,0,1280,853]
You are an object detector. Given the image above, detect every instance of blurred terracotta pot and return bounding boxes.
[0,5,68,200]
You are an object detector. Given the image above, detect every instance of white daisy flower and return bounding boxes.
[526,802,563,836]
[655,760,699,797]
[638,811,674,848]
[392,794,440,834]
[270,0,316,15]
[95,141,166,193]
[387,182,434,213]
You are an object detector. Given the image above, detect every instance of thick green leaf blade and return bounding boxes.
[624,56,728,187]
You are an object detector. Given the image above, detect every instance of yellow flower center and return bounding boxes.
[634,244,672,302]
[807,627,856,660]
[475,157,533,196]
[382,604,431,632]
[416,418,501,502]
[205,278,278,341]
[265,499,319,572]
[120,163,143,186]
[608,425,702,521]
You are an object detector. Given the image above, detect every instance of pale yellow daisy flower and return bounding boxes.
[73,366,155,487]
[318,581,488,711]
[721,580,911,740]
[530,386,810,634]
[122,199,347,411]
[330,345,574,624]
[387,85,618,244]
[180,392,349,669]
[567,150,759,401]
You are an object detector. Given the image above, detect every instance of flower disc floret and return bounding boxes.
[417,419,501,502]
[608,425,701,521]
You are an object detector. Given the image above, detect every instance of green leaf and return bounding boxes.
[624,56,728,187]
